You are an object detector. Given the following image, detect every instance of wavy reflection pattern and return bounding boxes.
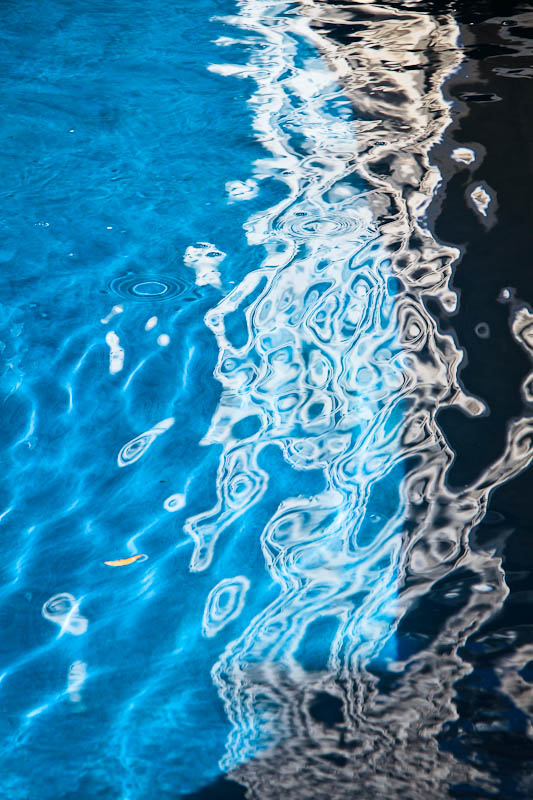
[188,0,415,773]
[190,1,533,796]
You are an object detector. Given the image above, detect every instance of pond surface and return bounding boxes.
[2,1,533,798]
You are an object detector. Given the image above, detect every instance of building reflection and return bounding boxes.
[193,2,533,796]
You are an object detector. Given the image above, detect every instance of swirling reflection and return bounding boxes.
[117,417,175,467]
[42,592,88,637]
[189,0,533,796]
[203,577,251,638]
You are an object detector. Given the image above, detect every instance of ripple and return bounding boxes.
[41,592,88,636]
[282,211,364,239]
[117,417,175,467]
[202,576,250,638]
[475,322,490,339]
[108,274,191,302]
[163,493,186,512]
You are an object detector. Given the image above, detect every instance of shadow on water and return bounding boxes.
[182,775,247,800]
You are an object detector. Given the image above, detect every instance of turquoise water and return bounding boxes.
[1,1,405,797]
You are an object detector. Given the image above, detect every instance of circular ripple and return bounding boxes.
[283,213,362,239]
[118,433,156,466]
[108,274,190,302]
[117,418,174,468]
[202,576,250,638]
[42,592,88,636]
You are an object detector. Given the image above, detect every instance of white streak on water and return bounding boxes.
[66,660,87,704]
[26,704,49,719]
[202,577,251,638]
[105,330,125,374]
[184,242,225,289]
[14,409,36,448]
[100,304,124,325]
[66,382,73,412]
[41,593,88,637]
[121,358,147,392]
[117,417,174,467]
[73,343,100,374]
[0,507,13,524]
[181,346,194,390]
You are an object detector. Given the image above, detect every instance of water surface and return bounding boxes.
[2,1,533,798]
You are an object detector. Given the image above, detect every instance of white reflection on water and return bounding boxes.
[191,0,406,770]
[117,416,175,467]
[42,592,88,637]
[186,1,533,795]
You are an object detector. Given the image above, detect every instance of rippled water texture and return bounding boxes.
[3,0,533,798]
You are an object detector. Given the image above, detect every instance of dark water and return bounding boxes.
[2,1,533,798]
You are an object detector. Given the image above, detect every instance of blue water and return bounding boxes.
[1,2,260,795]
[1,1,406,797]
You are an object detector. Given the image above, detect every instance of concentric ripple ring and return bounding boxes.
[108,274,190,302]
[280,212,365,239]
